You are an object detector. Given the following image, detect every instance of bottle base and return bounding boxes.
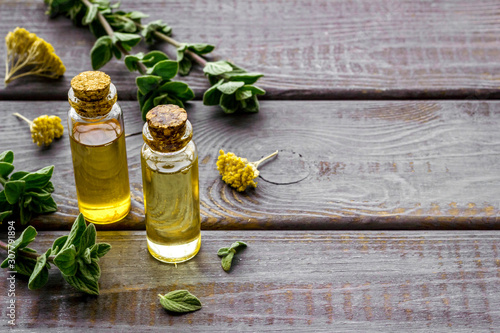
[147,235,201,264]
[79,197,131,224]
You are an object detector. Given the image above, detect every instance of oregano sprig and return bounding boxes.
[217,241,247,272]
[0,150,57,225]
[0,213,111,295]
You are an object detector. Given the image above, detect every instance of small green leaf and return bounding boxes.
[178,57,192,76]
[9,171,28,181]
[0,210,12,222]
[141,51,169,67]
[239,84,266,96]
[82,3,98,25]
[221,251,234,272]
[5,180,25,205]
[30,196,58,214]
[0,225,37,268]
[158,81,194,100]
[235,89,253,101]
[149,60,178,80]
[230,241,247,251]
[127,10,149,20]
[153,94,168,106]
[219,94,239,114]
[158,290,202,313]
[242,95,260,113]
[62,213,87,250]
[78,223,97,255]
[217,247,230,257]
[83,247,92,264]
[203,79,224,106]
[14,256,37,276]
[90,35,113,70]
[141,19,172,44]
[112,32,141,51]
[78,258,101,281]
[63,271,100,295]
[203,61,233,76]
[187,43,215,55]
[124,52,144,72]
[0,162,14,179]
[91,243,112,258]
[28,249,50,290]
[53,245,78,276]
[51,235,69,255]
[0,150,14,163]
[217,81,245,95]
[136,75,162,94]
[21,165,53,191]
[141,93,158,120]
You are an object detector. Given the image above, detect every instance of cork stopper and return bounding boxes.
[68,71,117,118]
[145,105,192,152]
[71,71,111,101]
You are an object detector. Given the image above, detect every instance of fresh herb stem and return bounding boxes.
[0,239,55,262]
[13,112,33,126]
[134,22,208,67]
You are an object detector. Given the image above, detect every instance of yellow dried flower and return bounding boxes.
[13,113,64,147]
[216,150,278,192]
[4,27,66,85]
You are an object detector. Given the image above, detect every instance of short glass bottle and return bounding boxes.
[68,71,131,224]
[141,104,201,264]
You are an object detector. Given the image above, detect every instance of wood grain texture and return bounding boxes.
[0,100,499,230]
[1,230,500,331]
[1,0,500,100]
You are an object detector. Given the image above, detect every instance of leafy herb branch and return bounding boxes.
[0,150,57,225]
[44,0,266,115]
[0,214,111,295]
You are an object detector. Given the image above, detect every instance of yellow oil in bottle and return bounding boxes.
[142,156,201,263]
[70,118,131,224]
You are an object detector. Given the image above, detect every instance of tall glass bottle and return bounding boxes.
[68,71,131,224]
[141,104,201,263]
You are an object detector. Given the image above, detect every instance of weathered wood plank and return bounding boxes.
[0,100,499,230]
[1,230,499,331]
[1,0,500,100]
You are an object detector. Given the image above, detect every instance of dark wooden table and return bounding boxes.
[1,0,500,331]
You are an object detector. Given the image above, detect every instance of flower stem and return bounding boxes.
[13,112,33,125]
[135,22,208,67]
[253,151,278,168]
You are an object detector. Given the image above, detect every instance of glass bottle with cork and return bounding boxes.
[68,71,131,224]
[141,104,201,263]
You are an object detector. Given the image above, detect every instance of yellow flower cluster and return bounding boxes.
[216,150,259,192]
[5,27,66,85]
[30,115,64,147]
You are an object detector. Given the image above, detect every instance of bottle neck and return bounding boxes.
[142,120,193,153]
[68,83,117,118]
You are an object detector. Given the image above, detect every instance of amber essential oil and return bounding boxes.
[68,71,131,224]
[141,104,201,264]
[70,118,131,223]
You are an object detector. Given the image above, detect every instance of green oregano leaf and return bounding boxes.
[217,241,247,272]
[90,35,113,70]
[53,245,78,276]
[82,3,98,25]
[4,180,25,204]
[203,61,233,76]
[0,150,14,163]
[221,251,234,271]
[158,290,202,313]
[28,249,51,290]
